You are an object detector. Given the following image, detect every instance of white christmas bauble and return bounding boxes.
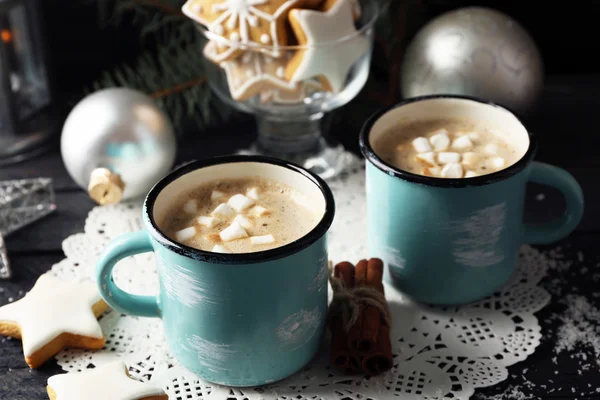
[401,7,544,114]
[61,88,177,204]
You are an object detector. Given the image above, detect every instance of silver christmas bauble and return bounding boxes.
[61,88,177,204]
[401,7,543,114]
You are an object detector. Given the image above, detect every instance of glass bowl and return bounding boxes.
[197,0,378,179]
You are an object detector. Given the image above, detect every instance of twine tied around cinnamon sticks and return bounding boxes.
[327,259,394,376]
[328,263,392,335]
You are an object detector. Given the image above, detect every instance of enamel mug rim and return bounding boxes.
[143,155,336,264]
[359,94,539,187]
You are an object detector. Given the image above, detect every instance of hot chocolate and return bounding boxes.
[373,118,521,178]
[162,177,320,253]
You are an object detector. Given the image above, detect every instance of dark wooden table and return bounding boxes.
[1,76,600,399]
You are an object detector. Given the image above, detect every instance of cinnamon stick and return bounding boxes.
[329,259,393,376]
[357,258,393,375]
[329,262,361,373]
[362,324,393,376]
[348,259,384,353]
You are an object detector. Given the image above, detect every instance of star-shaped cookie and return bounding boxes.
[182,0,304,60]
[47,361,168,400]
[209,41,303,101]
[285,0,369,92]
[0,273,108,368]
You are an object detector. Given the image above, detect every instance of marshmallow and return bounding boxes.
[250,234,275,245]
[219,221,248,242]
[233,214,253,229]
[467,132,480,141]
[487,156,506,170]
[451,135,473,150]
[250,205,269,217]
[462,152,481,166]
[416,152,436,166]
[441,163,464,178]
[183,199,197,214]
[197,216,217,228]
[465,170,478,178]
[228,194,255,213]
[211,190,226,201]
[484,144,499,155]
[412,137,432,153]
[212,203,235,217]
[423,166,441,177]
[429,130,450,151]
[175,227,196,243]
[437,152,461,164]
[246,187,260,200]
[212,245,231,253]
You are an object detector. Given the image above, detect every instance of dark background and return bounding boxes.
[41,0,600,97]
[2,2,600,399]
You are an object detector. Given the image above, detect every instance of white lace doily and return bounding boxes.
[50,157,552,400]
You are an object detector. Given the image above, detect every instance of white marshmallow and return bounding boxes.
[183,199,197,214]
[412,137,432,153]
[212,245,231,253]
[451,135,473,150]
[437,152,461,164]
[212,203,235,217]
[424,166,441,177]
[228,194,255,212]
[250,205,269,217]
[250,235,275,245]
[429,130,450,151]
[462,152,481,166]
[197,216,217,228]
[484,144,499,155]
[467,132,480,141]
[233,214,253,229]
[246,187,260,200]
[441,163,464,178]
[465,170,478,178]
[487,156,506,170]
[211,190,226,201]
[175,227,196,243]
[416,152,436,166]
[219,221,248,242]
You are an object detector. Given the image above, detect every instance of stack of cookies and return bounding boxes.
[182,0,369,103]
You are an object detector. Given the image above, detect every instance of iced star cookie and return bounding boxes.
[47,361,167,400]
[182,0,303,60]
[285,0,369,93]
[214,43,303,100]
[0,274,108,368]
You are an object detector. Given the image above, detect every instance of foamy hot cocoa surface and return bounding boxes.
[161,177,320,253]
[373,118,522,179]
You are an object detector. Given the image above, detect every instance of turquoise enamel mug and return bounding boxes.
[359,95,584,305]
[96,156,335,387]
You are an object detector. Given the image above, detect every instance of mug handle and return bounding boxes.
[96,231,161,318]
[524,161,584,245]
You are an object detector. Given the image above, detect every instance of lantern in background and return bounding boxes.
[0,0,57,165]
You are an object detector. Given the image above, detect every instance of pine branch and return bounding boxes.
[90,38,234,133]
